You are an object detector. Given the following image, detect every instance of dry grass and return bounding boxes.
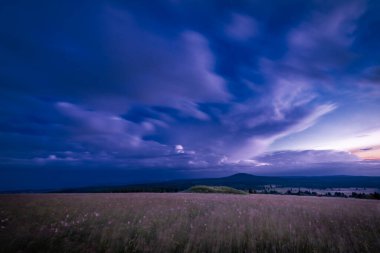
[0,193,379,253]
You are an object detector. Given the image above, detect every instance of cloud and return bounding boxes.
[227,104,337,161]
[286,0,366,72]
[1,0,380,183]
[283,104,337,134]
[362,66,380,85]
[0,3,231,119]
[355,66,380,97]
[311,128,380,152]
[56,102,171,159]
[175,145,185,154]
[257,0,366,120]
[257,149,360,166]
[224,0,366,161]
[241,160,380,176]
[225,13,257,41]
[103,7,231,116]
[351,145,380,161]
[240,149,379,176]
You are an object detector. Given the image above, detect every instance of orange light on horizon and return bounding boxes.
[351,145,380,161]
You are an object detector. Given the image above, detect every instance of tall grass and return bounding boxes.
[0,193,379,253]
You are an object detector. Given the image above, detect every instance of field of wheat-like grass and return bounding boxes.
[0,193,379,253]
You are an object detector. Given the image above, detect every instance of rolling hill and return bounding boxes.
[56,173,380,193]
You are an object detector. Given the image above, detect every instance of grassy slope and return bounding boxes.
[185,185,248,194]
[0,193,380,253]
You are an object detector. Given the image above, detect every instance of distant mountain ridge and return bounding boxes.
[56,173,380,193]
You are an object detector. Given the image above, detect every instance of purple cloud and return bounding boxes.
[224,13,257,41]
[1,0,380,189]
[102,7,231,117]
[56,102,172,160]
[257,150,360,166]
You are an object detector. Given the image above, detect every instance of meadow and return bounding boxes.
[0,193,379,253]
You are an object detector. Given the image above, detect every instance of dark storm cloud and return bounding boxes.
[0,1,230,115]
[1,0,380,190]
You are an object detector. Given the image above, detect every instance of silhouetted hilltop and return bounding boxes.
[56,173,380,193]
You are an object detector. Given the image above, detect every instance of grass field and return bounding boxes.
[0,193,379,253]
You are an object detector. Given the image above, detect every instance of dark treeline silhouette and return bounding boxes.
[251,188,380,200]
[54,173,380,197]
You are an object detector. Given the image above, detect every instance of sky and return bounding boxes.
[1,0,380,190]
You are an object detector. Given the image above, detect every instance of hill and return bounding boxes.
[185,185,247,194]
[55,173,380,193]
